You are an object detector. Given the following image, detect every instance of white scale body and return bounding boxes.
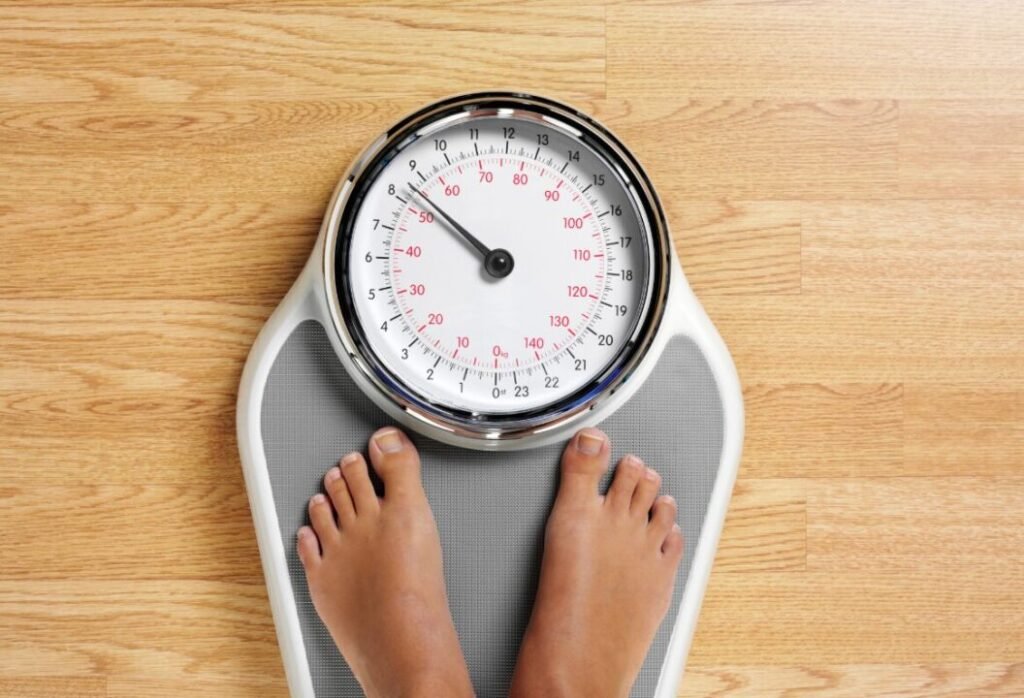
[237,93,744,697]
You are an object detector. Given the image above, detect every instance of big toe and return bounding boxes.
[557,428,611,503]
[367,427,423,499]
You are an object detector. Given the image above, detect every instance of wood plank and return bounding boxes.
[0,203,319,302]
[679,662,1024,697]
[741,384,903,478]
[0,581,284,682]
[900,100,1024,199]
[806,477,1024,573]
[0,6,603,104]
[0,99,417,204]
[0,299,261,393]
[607,2,1024,99]
[0,299,260,483]
[108,677,284,698]
[584,99,898,200]
[0,416,242,484]
[802,200,1024,292]
[690,569,1024,665]
[708,290,1024,384]
[905,386,1024,477]
[0,484,264,581]
[670,200,801,296]
[0,678,106,698]
[0,97,897,203]
[716,479,805,573]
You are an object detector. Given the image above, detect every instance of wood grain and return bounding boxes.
[670,200,802,296]
[0,203,319,301]
[712,290,1023,384]
[0,581,282,680]
[715,479,806,573]
[589,99,899,200]
[899,100,1024,199]
[741,383,903,478]
[0,484,263,581]
[805,477,1024,573]
[0,6,603,103]
[691,569,1024,665]
[0,678,107,698]
[607,2,1024,99]
[801,200,1024,291]
[1,2,1023,697]
[680,663,1024,698]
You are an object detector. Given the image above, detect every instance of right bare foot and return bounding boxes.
[510,428,684,698]
[296,427,474,698]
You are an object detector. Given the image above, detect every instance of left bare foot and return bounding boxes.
[296,427,473,698]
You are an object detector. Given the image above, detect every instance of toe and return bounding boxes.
[307,493,338,542]
[340,452,379,516]
[606,455,644,511]
[662,523,685,560]
[557,428,611,502]
[324,465,355,526]
[367,427,423,500]
[296,526,321,571]
[630,466,662,517]
[649,495,677,539]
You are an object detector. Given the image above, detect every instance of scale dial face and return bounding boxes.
[329,94,669,439]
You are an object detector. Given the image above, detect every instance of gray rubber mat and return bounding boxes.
[261,320,724,697]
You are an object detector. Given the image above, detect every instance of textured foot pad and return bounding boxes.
[260,320,724,697]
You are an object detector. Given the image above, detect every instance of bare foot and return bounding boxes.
[510,428,684,698]
[296,427,474,698]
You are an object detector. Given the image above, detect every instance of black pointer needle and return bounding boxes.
[407,183,514,279]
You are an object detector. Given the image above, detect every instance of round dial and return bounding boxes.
[327,94,669,440]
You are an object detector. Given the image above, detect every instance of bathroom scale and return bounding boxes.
[237,92,744,698]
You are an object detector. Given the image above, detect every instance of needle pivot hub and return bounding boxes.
[484,248,514,278]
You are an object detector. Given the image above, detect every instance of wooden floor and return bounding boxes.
[2,2,1023,696]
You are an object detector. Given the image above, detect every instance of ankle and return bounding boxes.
[364,665,475,698]
[511,635,630,698]
[403,672,475,698]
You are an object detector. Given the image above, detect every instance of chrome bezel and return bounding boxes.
[322,92,671,443]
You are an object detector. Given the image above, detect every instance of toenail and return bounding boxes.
[623,455,642,470]
[311,493,326,505]
[341,452,361,467]
[644,468,660,482]
[576,431,604,455]
[374,429,404,454]
[325,467,341,482]
[297,528,310,539]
